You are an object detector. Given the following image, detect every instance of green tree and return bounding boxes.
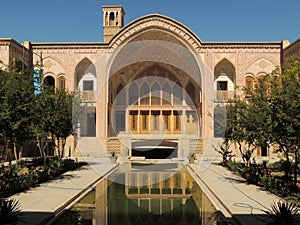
[225,57,300,193]
[225,99,252,166]
[269,58,300,192]
[0,63,35,164]
[33,86,75,161]
[51,89,74,159]
[243,75,273,164]
[0,61,77,164]
[32,86,56,164]
[225,76,273,167]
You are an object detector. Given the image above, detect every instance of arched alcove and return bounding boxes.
[75,58,96,91]
[44,75,55,90]
[214,59,236,101]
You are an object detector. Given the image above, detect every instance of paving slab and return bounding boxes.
[12,157,118,225]
[189,159,282,225]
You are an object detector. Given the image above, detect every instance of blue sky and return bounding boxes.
[1,0,300,43]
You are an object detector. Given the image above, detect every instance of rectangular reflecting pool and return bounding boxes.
[51,163,219,225]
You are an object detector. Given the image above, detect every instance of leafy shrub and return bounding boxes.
[260,173,275,190]
[213,141,234,166]
[0,198,23,224]
[227,160,241,174]
[62,158,78,172]
[49,157,62,177]
[0,158,83,198]
[265,201,300,225]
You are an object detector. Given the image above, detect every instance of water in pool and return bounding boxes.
[51,163,218,225]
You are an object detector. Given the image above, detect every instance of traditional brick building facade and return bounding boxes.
[0,6,297,159]
[283,38,300,61]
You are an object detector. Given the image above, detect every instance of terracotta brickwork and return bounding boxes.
[283,38,300,61]
[0,5,296,158]
[0,38,32,69]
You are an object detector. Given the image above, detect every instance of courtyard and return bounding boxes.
[1,1,300,225]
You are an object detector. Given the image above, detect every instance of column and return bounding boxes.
[106,11,110,26]
[137,111,140,134]
[103,12,106,27]
[126,109,129,133]
[182,110,187,134]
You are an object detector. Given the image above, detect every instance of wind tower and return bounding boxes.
[102,6,125,43]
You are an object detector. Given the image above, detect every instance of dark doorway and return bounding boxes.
[132,148,177,159]
[116,111,125,133]
[44,76,55,87]
[86,112,96,136]
[81,109,96,137]
[131,140,178,159]
[261,144,268,157]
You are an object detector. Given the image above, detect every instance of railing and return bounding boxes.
[80,91,96,102]
[215,91,234,102]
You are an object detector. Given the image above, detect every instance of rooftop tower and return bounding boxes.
[102,6,125,43]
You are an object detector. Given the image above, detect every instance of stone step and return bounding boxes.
[75,137,108,158]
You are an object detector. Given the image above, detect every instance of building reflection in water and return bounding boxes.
[52,163,217,225]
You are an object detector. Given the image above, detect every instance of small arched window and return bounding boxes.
[140,82,150,105]
[115,84,126,105]
[245,75,254,96]
[58,76,66,90]
[109,12,115,26]
[256,73,266,89]
[186,82,195,106]
[109,12,115,20]
[43,75,55,93]
[173,82,183,105]
[129,82,139,105]
[162,83,172,105]
[151,82,160,105]
[44,75,55,87]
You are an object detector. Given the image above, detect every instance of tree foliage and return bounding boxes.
[269,58,300,192]
[225,56,300,191]
[0,64,36,163]
[0,62,76,164]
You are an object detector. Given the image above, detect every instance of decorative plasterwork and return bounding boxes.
[109,15,202,51]
[245,54,279,70]
[246,57,276,75]
[201,43,281,50]
[42,56,65,76]
[214,55,235,67]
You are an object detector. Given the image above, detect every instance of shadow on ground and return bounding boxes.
[210,212,270,225]
[17,211,272,225]
[17,211,53,225]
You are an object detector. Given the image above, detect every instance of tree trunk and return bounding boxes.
[6,145,12,166]
[18,146,23,162]
[61,137,67,160]
[37,137,48,167]
[294,151,298,193]
[56,137,61,159]
[284,150,292,195]
[0,146,4,167]
[13,144,18,164]
[285,150,290,179]
[3,144,8,164]
[37,137,44,158]
[237,141,245,163]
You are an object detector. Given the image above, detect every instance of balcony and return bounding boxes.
[80,91,96,102]
[215,91,234,102]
